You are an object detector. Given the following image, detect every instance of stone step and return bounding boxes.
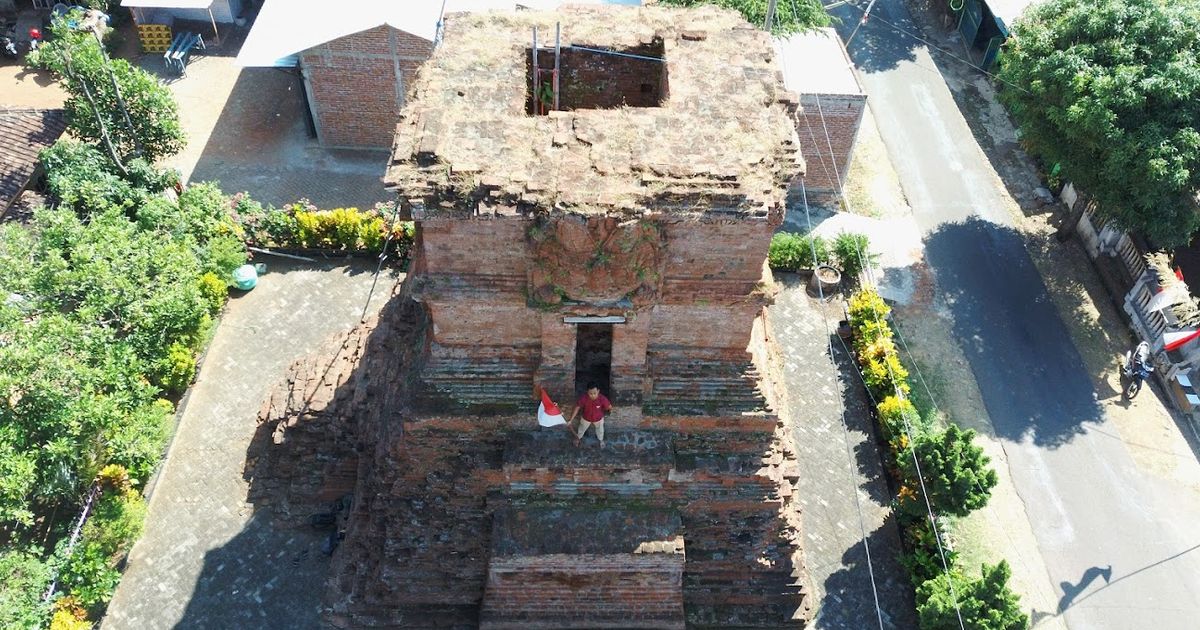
[480,506,686,629]
[503,430,675,470]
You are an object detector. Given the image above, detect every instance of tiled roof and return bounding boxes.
[0,108,68,212]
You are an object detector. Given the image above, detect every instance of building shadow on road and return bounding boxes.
[923,218,1104,448]
[817,514,917,630]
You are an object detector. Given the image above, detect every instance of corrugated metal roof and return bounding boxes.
[774,28,863,96]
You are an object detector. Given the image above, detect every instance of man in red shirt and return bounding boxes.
[569,382,612,447]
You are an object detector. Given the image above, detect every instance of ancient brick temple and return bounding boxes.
[252,5,812,629]
[387,4,803,418]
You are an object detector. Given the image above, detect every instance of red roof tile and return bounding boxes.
[0,108,68,212]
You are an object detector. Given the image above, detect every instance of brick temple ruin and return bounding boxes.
[251,5,811,628]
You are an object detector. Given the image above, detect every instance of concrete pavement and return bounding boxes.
[771,277,917,629]
[829,1,1200,627]
[103,262,396,629]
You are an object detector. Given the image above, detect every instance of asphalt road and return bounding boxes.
[827,1,1200,627]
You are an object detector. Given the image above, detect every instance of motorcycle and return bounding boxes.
[0,22,17,60]
[1122,341,1154,400]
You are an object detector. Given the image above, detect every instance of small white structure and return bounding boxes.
[774,28,867,204]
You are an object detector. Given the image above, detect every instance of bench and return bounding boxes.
[163,31,204,76]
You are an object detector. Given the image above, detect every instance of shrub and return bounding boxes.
[56,488,147,611]
[40,140,146,214]
[56,541,119,610]
[152,342,196,394]
[50,607,91,630]
[197,272,228,315]
[768,232,829,272]
[862,352,911,400]
[916,561,1028,630]
[391,220,416,260]
[899,425,998,519]
[847,287,891,329]
[898,513,958,587]
[199,235,248,285]
[832,232,877,284]
[96,464,132,494]
[0,548,52,630]
[877,395,919,447]
[103,400,172,485]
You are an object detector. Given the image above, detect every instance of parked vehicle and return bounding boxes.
[0,21,18,59]
[1122,341,1154,399]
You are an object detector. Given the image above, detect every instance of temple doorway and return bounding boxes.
[574,323,613,398]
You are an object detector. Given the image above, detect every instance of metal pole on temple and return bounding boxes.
[532,27,539,113]
[553,22,561,111]
[763,0,777,30]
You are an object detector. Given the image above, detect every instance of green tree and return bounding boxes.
[0,548,52,630]
[916,561,1029,630]
[656,0,831,34]
[28,11,186,163]
[898,424,997,518]
[997,0,1200,246]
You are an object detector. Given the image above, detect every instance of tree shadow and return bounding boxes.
[922,218,1103,447]
[817,514,917,629]
[828,0,923,74]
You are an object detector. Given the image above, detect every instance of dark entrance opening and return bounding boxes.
[574,323,613,398]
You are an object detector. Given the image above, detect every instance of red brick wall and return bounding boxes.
[794,93,866,198]
[530,41,666,112]
[480,555,686,629]
[301,26,433,149]
[411,215,771,413]
[661,221,772,302]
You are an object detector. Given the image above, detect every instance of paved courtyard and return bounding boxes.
[770,277,916,629]
[103,261,398,630]
[139,27,393,210]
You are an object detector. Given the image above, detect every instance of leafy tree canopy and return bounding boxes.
[28,11,185,163]
[898,424,997,519]
[656,0,831,34]
[998,0,1200,247]
[916,561,1029,630]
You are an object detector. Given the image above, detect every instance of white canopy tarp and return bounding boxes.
[236,0,640,68]
[773,28,863,96]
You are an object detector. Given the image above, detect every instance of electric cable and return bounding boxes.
[799,179,888,630]
[810,90,969,628]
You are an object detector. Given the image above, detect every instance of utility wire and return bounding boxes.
[811,91,968,629]
[773,9,887,624]
[359,200,406,323]
[800,180,888,630]
[835,0,1032,95]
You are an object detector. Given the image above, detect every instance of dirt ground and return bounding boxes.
[843,103,910,220]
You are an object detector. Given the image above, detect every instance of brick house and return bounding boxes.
[776,28,867,204]
[237,0,640,149]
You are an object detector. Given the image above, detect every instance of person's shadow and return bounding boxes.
[1058,565,1113,613]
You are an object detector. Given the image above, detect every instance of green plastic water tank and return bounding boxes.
[233,264,258,291]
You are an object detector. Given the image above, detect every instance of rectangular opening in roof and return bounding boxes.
[528,39,667,115]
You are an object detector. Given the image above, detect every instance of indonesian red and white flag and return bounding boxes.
[537,390,566,427]
[1164,328,1200,353]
